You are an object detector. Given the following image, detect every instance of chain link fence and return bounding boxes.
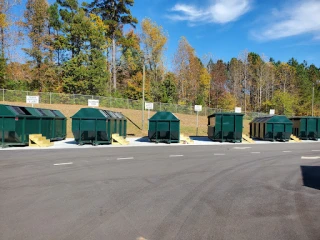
[1,89,274,119]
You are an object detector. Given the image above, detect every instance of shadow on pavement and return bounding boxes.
[64,140,77,145]
[300,166,320,190]
[134,137,149,142]
[190,136,211,142]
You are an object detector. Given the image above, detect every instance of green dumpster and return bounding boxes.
[250,115,293,141]
[114,112,127,138]
[0,104,66,147]
[207,112,244,143]
[290,116,319,140]
[71,108,126,145]
[28,108,66,141]
[148,111,180,143]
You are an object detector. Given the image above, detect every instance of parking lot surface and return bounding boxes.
[0,142,320,240]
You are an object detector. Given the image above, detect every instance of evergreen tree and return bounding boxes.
[89,0,138,90]
[57,1,109,95]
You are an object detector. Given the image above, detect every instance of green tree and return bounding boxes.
[160,72,177,103]
[23,0,50,91]
[271,90,297,115]
[57,1,109,95]
[89,0,138,90]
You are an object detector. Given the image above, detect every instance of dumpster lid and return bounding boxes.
[149,111,179,121]
[51,110,66,118]
[251,115,292,124]
[71,108,116,119]
[289,116,319,119]
[208,112,244,118]
[113,112,126,119]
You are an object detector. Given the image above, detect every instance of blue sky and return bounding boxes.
[131,0,320,67]
[13,0,320,67]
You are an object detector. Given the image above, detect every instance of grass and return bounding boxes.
[1,101,251,138]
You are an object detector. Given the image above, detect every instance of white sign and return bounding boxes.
[269,109,275,115]
[194,105,202,112]
[145,102,154,110]
[26,96,39,104]
[235,107,242,113]
[88,99,99,107]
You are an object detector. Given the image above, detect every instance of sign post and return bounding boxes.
[145,102,154,128]
[194,105,202,136]
[26,96,39,107]
[88,99,99,108]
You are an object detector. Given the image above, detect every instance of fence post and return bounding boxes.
[127,99,129,109]
[160,102,161,111]
[49,92,52,104]
[2,89,4,102]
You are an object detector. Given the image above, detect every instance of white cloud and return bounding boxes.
[256,1,320,40]
[168,0,252,24]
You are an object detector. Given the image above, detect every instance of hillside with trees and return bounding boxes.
[0,0,319,115]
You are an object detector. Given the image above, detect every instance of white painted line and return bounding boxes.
[251,152,261,154]
[283,151,292,153]
[214,153,225,156]
[311,150,320,152]
[54,162,73,166]
[301,156,320,159]
[234,147,252,149]
[117,157,134,160]
[169,155,184,157]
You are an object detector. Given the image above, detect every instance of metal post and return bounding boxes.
[142,62,145,130]
[196,111,199,136]
[148,109,150,129]
[312,83,314,116]
[49,92,52,104]
[2,89,4,102]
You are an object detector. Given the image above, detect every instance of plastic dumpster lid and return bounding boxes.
[113,112,126,119]
[9,106,32,116]
[100,110,118,119]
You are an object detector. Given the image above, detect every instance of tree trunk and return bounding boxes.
[112,34,116,90]
[1,28,4,57]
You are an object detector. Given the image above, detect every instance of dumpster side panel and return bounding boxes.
[300,118,307,139]
[170,121,180,142]
[307,118,316,139]
[148,121,156,140]
[11,118,22,143]
[96,119,109,142]
[157,121,170,140]
[25,118,41,141]
[72,119,80,142]
[81,119,96,142]
[266,123,273,140]
[41,118,53,140]
[235,115,243,141]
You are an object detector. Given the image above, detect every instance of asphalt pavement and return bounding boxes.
[0,142,320,240]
